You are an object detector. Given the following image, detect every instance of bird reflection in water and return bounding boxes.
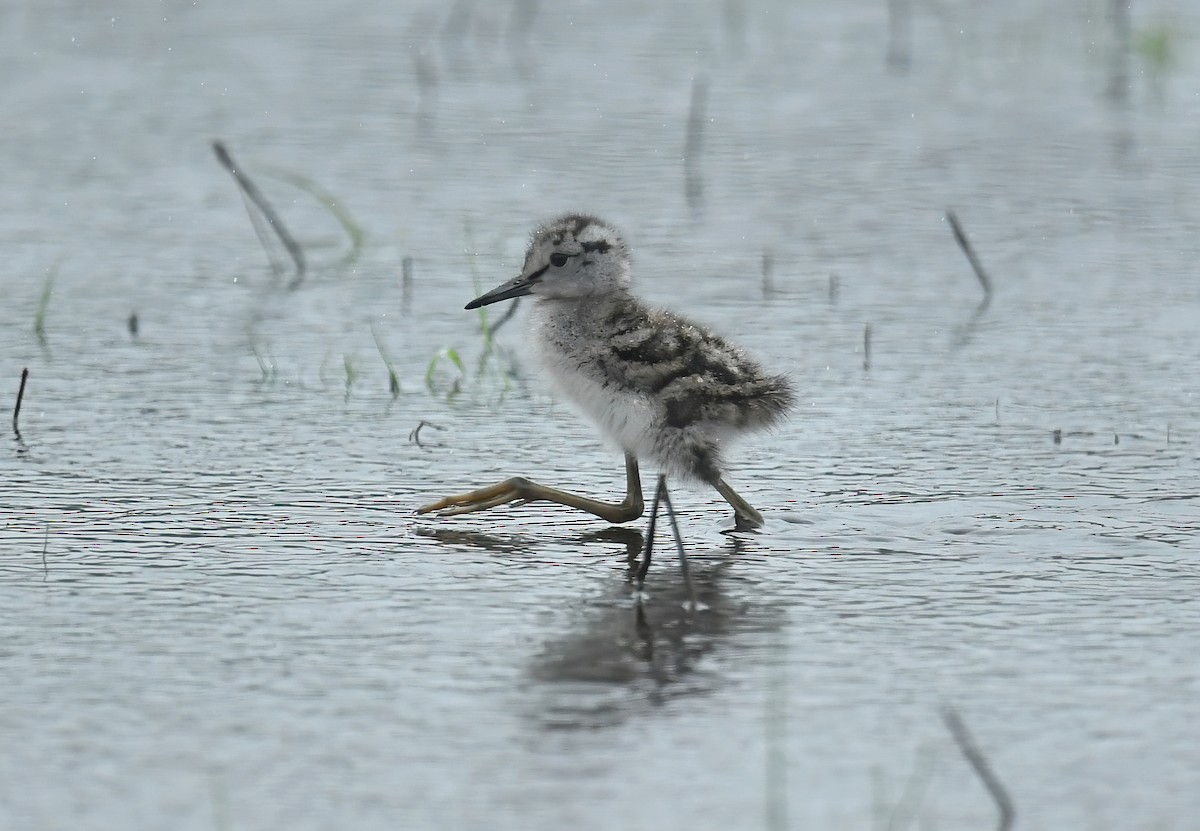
[413,525,781,728]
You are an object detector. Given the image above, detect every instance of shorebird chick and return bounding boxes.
[417,213,794,530]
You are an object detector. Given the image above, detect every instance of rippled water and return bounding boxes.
[3,1,1199,829]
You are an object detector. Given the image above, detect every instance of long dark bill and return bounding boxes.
[464,265,548,310]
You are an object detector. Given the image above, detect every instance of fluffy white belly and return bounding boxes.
[545,355,658,454]
[531,302,660,459]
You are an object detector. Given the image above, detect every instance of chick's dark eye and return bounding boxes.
[550,253,569,267]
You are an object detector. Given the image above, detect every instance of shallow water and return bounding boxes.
[3,1,1200,829]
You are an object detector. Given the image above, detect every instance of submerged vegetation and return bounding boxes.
[370,323,402,397]
[225,180,515,404]
[34,259,61,348]
[423,220,517,402]
[213,140,307,282]
[215,139,364,287]
[259,166,366,268]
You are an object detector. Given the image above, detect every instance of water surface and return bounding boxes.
[2,1,1199,829]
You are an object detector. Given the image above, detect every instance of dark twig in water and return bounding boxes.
[683,77,709,218]
[41,523,50,579]
[946,209,993,313]
[13,368,29,437]
[941,706,1015,831]
[212,140,307,284]
[638,475,695,608]
[409,420,444,447]
[863,324,872,372]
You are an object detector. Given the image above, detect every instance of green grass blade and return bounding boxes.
[34,258,63,347]
[425,347,468,396]
[259,166,365,265]
[370,323,401,397]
